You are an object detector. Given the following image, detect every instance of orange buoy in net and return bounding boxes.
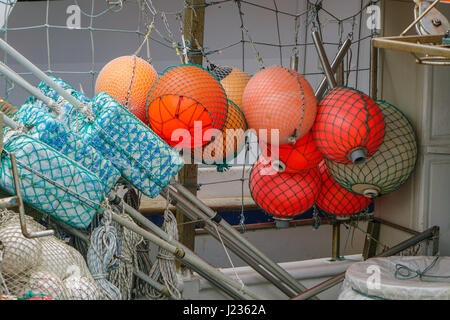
[0,97,17,117]
[316,161,371,217]
[242,66,317,145]
[266,131,323,173]
[249,156,321,224]
[193,99,247,169]
[146,64,228,149]
[95,55,158,123]
[208,65,251,109]
[312,86,385,164]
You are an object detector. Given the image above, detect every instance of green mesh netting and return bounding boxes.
[325,100,417,197]
[0,131,105,229]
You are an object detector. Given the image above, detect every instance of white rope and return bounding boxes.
[147,190,182,299]
[86,204,122,300]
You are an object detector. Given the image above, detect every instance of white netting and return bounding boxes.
[0,209,105,300]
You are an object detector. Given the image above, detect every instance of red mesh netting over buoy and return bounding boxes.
[316,161,371,217]
[95,55,158,123]
[265,132,323,173]
[209,65,251,109]
[242,66,317,145]
[249,156,321,219]
[146,64,228,149]
[312,86,385,164]
[193,99,247,166]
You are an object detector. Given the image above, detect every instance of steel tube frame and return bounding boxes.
[291,226,440,300]
[312,31,337,89]
[170,182,313,297]
[161,188,298,298]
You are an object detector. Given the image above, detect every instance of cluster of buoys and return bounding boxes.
[95,55,417,223]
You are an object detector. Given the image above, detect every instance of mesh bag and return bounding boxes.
[95,55,158,124]
[13,100,121,194]
[208,65,251,109]
[0,131,104,229]
[325,100,417,198]
[146,63,228,149]
[249,156,321,219]
[0,97,17,117]
[241,66,317,145]
[36,78,183,198]
[316,160,371,217]
[0,210,104,300]
[193,99,248,168]
[312,86,385,164]
[266,131,323,174]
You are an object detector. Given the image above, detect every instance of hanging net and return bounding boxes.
[13,100,121,195]
[36,77,184,198]
[0,131,104,229]
[241,66,317,145]
[95,55,158,124]
[312,86,385,164]
[316,161,371,217]
[0,210,105,300]
[208,65,251,109]
[325,100,418,198]
[266,131,323,174]
[146,63,228,149]
[193,99,247,168]
[249,156,321,220]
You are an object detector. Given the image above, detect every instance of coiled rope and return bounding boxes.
[87,204,122,300]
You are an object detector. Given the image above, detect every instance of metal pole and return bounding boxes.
[331,221,340,261]
[370,40,379,99]
[315,38,351,99]
[312,30,337,88]
[108,192,263,300]
[110,211,262,300]
[291,226,440,300]
[170,182,314,297]
[161,188,298,298]
[0,38,90,116]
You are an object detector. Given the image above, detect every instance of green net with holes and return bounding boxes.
[0,132,105,229]
[325,100,417,197]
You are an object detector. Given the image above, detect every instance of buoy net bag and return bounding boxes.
[0,132,105,229]
[192,99,248,167]
[0,210,105,300]
[146,64,228,149]
[84,92,184,198]
[339,256,450,300]
[312,86,385,164]
[249,156,321,220]
[316,160,371,217]
[95,55,158,124]
[36,78,183,198]
[325,100,417,198]
[13,100,121,195]
[242,66,317,145]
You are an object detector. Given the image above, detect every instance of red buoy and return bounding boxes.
[242,66,317,145]
[146,64,228,149]
[312,87,385,164]
[249,156,321,220]
[316,161,371,217]
[266,132,323,173]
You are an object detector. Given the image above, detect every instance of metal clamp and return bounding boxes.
[9,152,54,239]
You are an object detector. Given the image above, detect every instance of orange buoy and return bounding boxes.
[95,55,158,123]
[193,99,247,168]
[249,156,321,221]
[266,132,323,173]
[316,161,371,217]
[312,86,385,164]
[242,66,317,145]
[0,97,17,117]
[209,65,251,109]
[146,64,228,149]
